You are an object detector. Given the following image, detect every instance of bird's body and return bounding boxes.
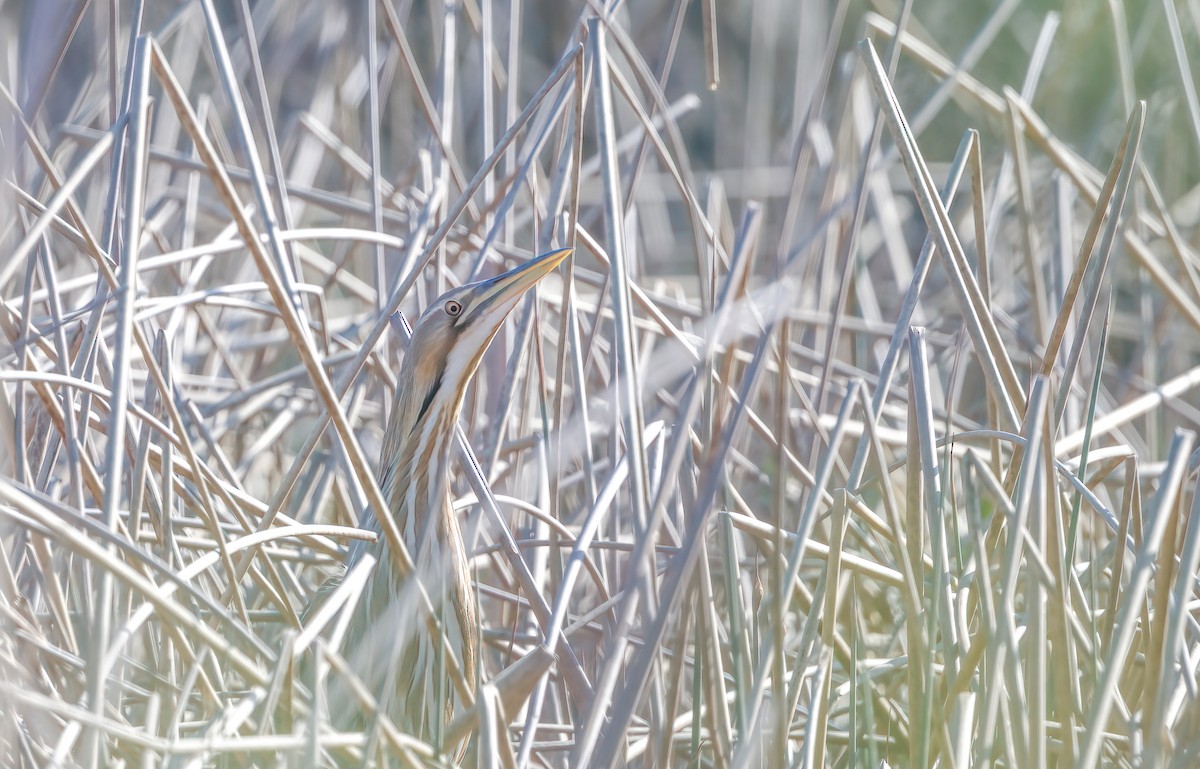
[323,248,571,753]
[343,355,477,741]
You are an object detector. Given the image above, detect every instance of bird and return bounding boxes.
[328,247,572,755]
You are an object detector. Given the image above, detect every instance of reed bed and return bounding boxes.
[2,1,1200,766]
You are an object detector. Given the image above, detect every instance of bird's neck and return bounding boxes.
[374,370,466,554]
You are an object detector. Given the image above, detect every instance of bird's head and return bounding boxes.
[394,247,573,431]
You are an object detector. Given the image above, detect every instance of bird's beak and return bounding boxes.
[470,248,572,314]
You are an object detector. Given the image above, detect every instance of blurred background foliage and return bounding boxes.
[8,0,1197,237]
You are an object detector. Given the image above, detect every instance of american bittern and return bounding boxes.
[334,247,571,750]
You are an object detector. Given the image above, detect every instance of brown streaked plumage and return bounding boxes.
[332,247,571,753]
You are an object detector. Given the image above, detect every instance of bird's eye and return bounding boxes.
[444,299,463,317]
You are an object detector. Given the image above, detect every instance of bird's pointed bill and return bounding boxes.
[472,247,572,310]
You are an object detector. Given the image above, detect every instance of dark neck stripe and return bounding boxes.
[414,371,443,424]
